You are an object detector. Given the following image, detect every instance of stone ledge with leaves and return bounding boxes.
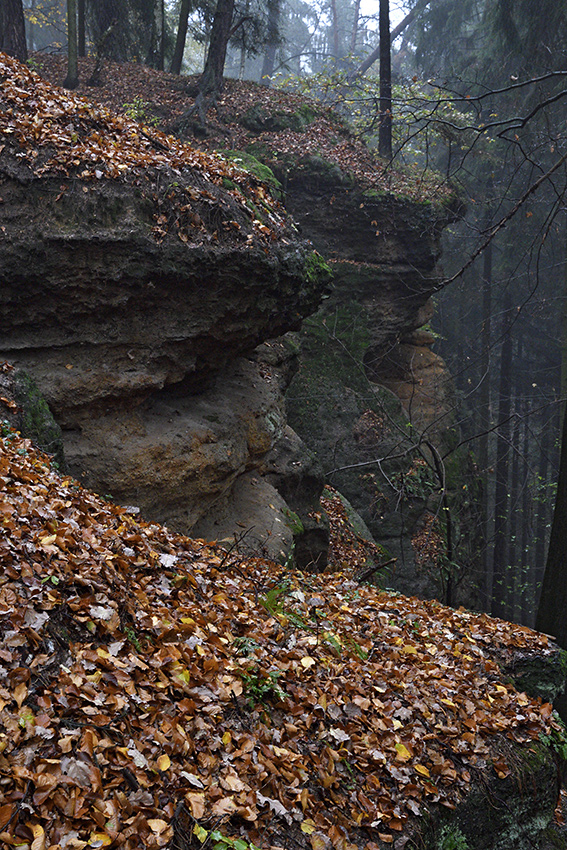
[0,52,332,567]
[28,55,473,597]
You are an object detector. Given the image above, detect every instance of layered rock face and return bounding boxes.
[284,167,477,602]
[0,58,330,566]
[0,172,326,561]
[285,169,457,441]
[0,55,465,581]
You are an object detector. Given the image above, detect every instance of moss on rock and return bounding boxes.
[218,149,283,198]
[426,739,561,850]
[504,647,567,704]
[241,102,317,134]
[12,370,65,468]
[304,251,333,288]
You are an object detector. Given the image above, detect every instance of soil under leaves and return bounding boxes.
[0,411,562,850]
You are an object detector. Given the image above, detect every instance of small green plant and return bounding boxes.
[322,631,342,654]
[540,718,567,761]
[339,756,357,789]
[123,96,159,126]
[260,580,290,616]
[403,457,437,501]
[0,420,15,439]
[41,575,60,586]
[124,624,142,652]
[240,665,286,707]
[193,823,260,850]
[437,825,469,850]
[345,637,368,660]
[18,710,35,728]
[233,636,261,656]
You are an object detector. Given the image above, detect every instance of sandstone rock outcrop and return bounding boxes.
[282,166,477,602]
[0,54,330,565]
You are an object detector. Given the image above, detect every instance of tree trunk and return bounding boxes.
[491,289,514,619]
[349,0,362,53]
[520,401,533,625]
[0,0,28,62]
[260,0,280,82]
[378,0,392,160]
[560,218,567,422]
[536,403,567,719]
[28,0,36,52]
[157,0,165,71]
[329,0,340,59]
[534,420,552,607]
[63,0,79,89]
[508,374,521,621]
[479,242,492,604]
[199,0,235,97]
[78,0,86,56]
[349,0,429,80]
[170,0,191,74]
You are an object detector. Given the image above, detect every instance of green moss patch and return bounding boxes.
[218,149,283,199]
[13,371,65,469]
[241,102,317,133]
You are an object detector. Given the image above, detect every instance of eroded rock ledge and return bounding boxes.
[0,54,330,564]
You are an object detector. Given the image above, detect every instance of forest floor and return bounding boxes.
[30,54,453,204]
[0,422,564,850]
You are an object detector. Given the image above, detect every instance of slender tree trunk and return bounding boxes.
[260,0,280,81]
[78,0,85,56]
[170,0,192,74]
[0,0,28,62]
[349,0,361,53]
[378,0,392,160]
[508,374,521,622]
[479,244,493,473]
[519,395,534,624]
[491,289,514,619]
[560,217,567,422]
[29,0,36,52]
[536,400,567,719]
[479,243,492,604]
[64,0,79,89]
[159,0,165,71]
[198,0,235,98]
[349,0,429,80]
[534,421,552,609]
[329,0,340,58]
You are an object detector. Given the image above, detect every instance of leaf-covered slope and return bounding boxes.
[30,55,453,204]
[0,418,562,850]
[0,52,289,246]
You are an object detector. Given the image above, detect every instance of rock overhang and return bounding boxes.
[0,52,329,418]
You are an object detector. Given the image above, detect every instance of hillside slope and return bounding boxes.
[0,419,564,849]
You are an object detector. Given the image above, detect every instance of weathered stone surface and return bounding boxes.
[0,140,329,562]
[284,172,458,441]
[0,366,65,467]
[284,165,478,600]
[499,644,567,704]
[0,169,324,422]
